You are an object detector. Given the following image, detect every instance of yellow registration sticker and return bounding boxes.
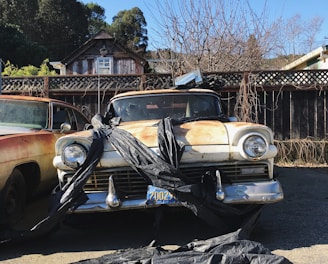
[146,185,178,205]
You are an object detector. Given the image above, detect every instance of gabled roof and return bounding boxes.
[281,45,328,70]
[61,30,146,65]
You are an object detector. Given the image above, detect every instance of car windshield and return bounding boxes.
[110,93,222,122]
[0,99,49,129]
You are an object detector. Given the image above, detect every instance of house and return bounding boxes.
[51,30,147,75]
[281,45,328,70]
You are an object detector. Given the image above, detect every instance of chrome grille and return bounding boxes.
[84,170,148,195]
[210,164,269,183]
[83,163,269,196]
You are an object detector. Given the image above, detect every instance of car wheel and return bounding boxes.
[1,169,27,227]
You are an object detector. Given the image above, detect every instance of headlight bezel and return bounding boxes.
[240,133,269,160]
[62,143,88,169]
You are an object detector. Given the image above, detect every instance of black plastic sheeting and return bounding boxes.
[0,116,291,263]
[73,228,289,264]
[104,117,264,232]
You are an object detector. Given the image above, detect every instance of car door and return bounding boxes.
[52,104,88,131]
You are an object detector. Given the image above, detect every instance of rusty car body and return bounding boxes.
[53,88,283,223]
[0,95,89,226]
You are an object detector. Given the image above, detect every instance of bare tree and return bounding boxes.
[285,15,303,56]
[147,0,324,75]
[148,0,281,75]
[303,16,323,52]
[270,14,323,61]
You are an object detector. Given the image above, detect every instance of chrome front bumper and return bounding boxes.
[70,177,283,213]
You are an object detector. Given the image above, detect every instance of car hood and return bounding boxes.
[56,119,273,152]
[119,120,229,147]
[58,120,229,150]
[0,125,37,136]
[117,120,272,146]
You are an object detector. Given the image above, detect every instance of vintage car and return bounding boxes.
[53,87,283,225]
[0,95,89,226]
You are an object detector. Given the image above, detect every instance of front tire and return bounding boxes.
[0,169,27,227]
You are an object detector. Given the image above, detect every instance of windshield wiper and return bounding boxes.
[172,114,229,124]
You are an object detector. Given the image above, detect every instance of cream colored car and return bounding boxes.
[53,88,283,224]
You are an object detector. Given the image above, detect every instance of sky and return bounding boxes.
[79,0,328,50]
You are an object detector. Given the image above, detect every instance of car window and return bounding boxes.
[66,108,78,130]
[0,99,48,129]
[73,110,89,131]
[52,103,88,131]
[110,94,222,122]
[52,104,72,130]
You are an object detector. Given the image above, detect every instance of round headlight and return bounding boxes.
[243,135,267,158]
[62,144,87,169]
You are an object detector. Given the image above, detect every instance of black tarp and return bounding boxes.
[0,116,290,263]
[73,228,290,264]
[105,117,263,232]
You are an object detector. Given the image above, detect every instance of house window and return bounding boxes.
[97,57,113,74]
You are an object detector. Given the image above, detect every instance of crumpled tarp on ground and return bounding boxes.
[73,228,290,264]
[0,116,290,263]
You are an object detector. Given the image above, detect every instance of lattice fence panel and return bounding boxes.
[252,70,328,88]
[143,74,173,89]
[48,75,141,94]
[1,77,46,96]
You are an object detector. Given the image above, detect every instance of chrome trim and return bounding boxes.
[70,179,283,213]
[70,192,180,213]
[215,170,224,200]
[106,175,120,208]
[222,180,284,204]
[83,163,271,194]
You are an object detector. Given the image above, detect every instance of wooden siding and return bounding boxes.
[67,57,138,75]
[115,59,136,74]
[63,37,145,75]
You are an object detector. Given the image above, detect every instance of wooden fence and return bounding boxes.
[1,70,328,141]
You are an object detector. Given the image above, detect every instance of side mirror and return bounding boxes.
[60,122,71,133]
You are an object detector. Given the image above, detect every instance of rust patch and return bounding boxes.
[121,120,229,146]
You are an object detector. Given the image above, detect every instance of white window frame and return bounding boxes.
[97,56,113,74]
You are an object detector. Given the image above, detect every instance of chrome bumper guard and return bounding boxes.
[72,172,283,213]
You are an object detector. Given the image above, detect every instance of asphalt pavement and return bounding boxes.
[0,166,328,264]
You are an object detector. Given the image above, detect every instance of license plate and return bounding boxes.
[146,185,178,205]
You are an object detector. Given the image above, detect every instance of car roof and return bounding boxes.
[0,95,77,107]
[111,88,219,100]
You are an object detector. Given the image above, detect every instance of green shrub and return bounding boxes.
[2,59,57,76]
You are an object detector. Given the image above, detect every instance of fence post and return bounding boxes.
[140,74,146,90]
[44,76,49,97]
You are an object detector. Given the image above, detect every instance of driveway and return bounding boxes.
[252,166,328,263]
[0,167,327,264]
